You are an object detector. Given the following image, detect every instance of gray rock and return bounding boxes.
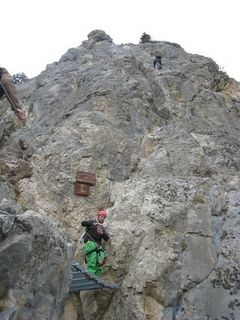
[0,199,23,215]
[1,30,240,320]
[87,29,113,43]
[0,211,72,320]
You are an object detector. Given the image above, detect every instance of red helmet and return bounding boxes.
[98,210,107,218]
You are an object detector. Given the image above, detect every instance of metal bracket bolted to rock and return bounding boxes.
[74,171,96,196]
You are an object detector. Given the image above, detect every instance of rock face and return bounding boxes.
[0,200,72,320]
[1,29,240,319]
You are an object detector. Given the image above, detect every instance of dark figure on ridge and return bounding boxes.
[153,55,162,70]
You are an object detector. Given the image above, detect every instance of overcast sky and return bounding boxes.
[1,0,239,81]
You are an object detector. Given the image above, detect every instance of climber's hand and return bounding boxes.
[15,108,27,124]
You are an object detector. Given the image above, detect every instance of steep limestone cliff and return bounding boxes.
[1,30,240,320]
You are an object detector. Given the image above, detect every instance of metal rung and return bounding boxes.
[70,280,99,286]
[69,261,119,293]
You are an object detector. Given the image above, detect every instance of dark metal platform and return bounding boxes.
[69,262,119,293]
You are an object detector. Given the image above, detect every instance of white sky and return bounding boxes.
[1,0,240,81]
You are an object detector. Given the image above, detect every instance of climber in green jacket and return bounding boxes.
[81,210,109,277]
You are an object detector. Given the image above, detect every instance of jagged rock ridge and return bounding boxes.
[0,30,240,319]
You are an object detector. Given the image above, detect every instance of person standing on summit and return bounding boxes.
[153,55,162,70]
[0,66,26,122]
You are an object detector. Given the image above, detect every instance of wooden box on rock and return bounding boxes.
[74,171,96,196]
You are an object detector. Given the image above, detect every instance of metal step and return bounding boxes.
[69,262,119,293]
